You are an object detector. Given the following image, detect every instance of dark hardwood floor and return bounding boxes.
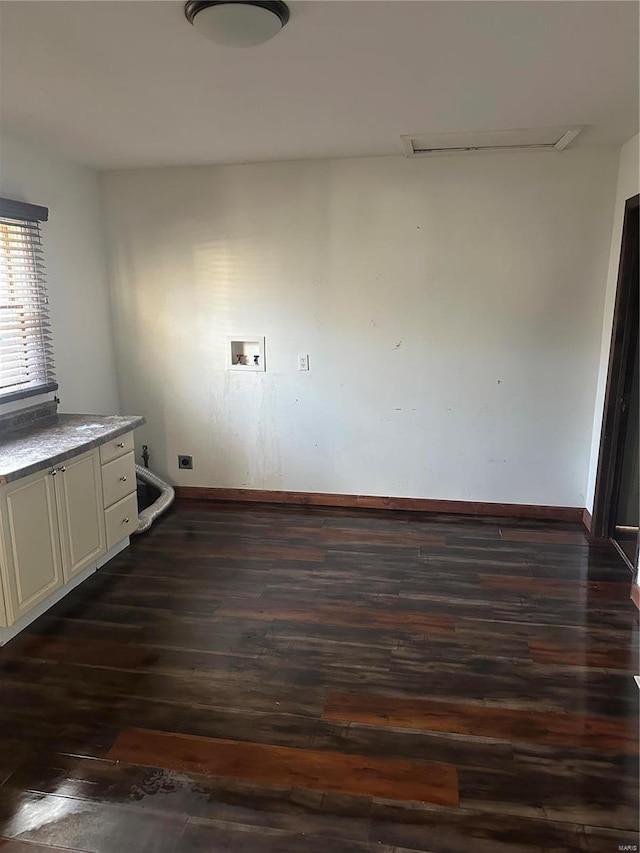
[0,499,637,852]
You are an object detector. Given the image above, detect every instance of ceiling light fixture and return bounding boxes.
[184,0,290,47]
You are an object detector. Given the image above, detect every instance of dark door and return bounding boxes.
[592,194,639,571]
[611,270,638,565]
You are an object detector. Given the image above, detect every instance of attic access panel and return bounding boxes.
[401,126,582,158]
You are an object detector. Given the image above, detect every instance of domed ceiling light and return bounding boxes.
[184,1,290,47]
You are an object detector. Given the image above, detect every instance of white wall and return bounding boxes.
[585,134,640,514]
[101,150,618,506]
[0,131,120,415]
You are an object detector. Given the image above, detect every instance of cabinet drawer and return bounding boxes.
[102,451,136,509]
[105,492,138,550]
[99,431,134,465]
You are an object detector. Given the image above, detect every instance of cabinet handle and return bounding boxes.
[119,475,127,482]
[123,517,130,524]
[116,442,125,448]
[49,468,57,476]
[58,466,66,473]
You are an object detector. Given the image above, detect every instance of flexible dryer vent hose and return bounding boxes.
[133,463,175,534]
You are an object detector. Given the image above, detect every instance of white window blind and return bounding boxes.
[0,198,57,403]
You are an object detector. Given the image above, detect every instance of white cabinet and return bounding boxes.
[55,450,106,582]
[0,467,64,624]
[0,432,137,638]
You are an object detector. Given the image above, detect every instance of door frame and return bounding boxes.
[591,193,639,562]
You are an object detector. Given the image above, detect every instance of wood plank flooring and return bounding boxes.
[322,692,638,753]
[0,499,637,852]
[106,729,459,805]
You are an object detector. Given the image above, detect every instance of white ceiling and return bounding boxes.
[0,1,638,169]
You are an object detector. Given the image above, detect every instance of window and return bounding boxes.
[0,197,57,403]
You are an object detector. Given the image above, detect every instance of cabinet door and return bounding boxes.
[55,450,106,582]
[0,468,63,624]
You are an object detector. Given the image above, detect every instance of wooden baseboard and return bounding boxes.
[582,507,592,533]
[174,487,583,523]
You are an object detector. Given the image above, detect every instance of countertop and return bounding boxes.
[0,413,146,484]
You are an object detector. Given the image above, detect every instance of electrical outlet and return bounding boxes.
[298,354,310,371]
[178,455,193,470]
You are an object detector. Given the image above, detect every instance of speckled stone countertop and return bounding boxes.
[0,414,146,484]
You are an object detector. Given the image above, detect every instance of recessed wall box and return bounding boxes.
[226,336,266,372]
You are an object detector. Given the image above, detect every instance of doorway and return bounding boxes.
[592,194,639,572]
